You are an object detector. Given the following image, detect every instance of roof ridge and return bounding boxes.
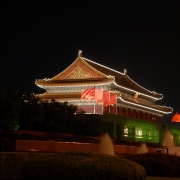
[83,57,124,76]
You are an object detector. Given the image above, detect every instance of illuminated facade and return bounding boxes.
[35,50,172,125]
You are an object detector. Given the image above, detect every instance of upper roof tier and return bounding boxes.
[35,50,162,99]
[82,57,162,99]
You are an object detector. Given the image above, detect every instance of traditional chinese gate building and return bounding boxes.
[35,50,172,124]
[35,50,175,144]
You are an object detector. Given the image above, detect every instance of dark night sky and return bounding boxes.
[1,1,180,126]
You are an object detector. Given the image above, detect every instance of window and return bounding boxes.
[136,128,142,138]
[124,126,128,137]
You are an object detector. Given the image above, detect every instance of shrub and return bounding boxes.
[22,151,146,180]
[0,152,49,178]
[124,153,180,177]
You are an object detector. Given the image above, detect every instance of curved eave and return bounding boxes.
[124,75,163,99]
[113,82,162,101]
[83,57,163,99]
[118,96,173,115]
[35,78,114,87]
[38,98,81,102]
[36,93,98,102]
[36,92,81,100]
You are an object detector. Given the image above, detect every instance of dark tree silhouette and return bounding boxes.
[0,88,94,135]
[0,88,21,130]
[19,93,45,131]
[43,100,86,133]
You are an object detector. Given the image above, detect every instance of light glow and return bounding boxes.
[114,82,161,101]
[118,96,172,114]
[136,128,142,138]
[124,126,128,136]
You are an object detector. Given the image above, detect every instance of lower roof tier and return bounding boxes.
[35,92,172,115]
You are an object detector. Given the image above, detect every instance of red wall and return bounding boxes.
[78,105,103,114]
[16,140,156,155]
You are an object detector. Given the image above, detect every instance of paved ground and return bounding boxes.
[1,177,180,180]
[146,177,180,180]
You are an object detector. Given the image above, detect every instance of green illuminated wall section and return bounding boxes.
[103,112,162,143]
[168,125,180,145]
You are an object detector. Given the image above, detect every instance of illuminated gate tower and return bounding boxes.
[35,50,172,123]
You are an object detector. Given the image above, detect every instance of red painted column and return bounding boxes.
[142,112,145,120]
[134,110,137,118]
[155,115,157,122]
[119,106,122,115]
[113,105,116,114]
[126,108,128,116]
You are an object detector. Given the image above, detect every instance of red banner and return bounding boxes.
[172,112,180,122]
[95,88,103,104]
[81,89,117,106]
[103,91,110,106]
[81,87,95,101]
[109,93,117,105]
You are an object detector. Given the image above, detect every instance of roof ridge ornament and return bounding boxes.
[108,75,115,79]
[124,69,127,76]
[78,50,82,57]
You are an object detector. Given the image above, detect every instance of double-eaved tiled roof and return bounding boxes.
[36,51,162,100]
